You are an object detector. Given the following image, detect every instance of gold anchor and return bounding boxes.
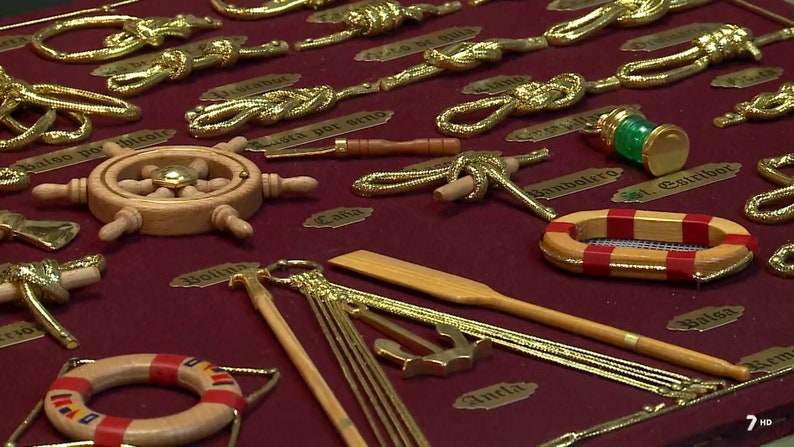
[0,210,80,251]
[346,302,491,378]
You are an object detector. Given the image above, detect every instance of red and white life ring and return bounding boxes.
[539,209,758,282]
[44,353,245,447]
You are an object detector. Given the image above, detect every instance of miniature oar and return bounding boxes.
[328,250,751,382]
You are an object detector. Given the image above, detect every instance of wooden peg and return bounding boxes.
[196,178,231,192]
[98,206,142,241]
[118,178,155,195]
[0,267,102,304]
[262,174,318,198]
[213,136,248,153]
[178,185,207,198]
[433,157,520,202]
[212,204,253,239]
[31,178,88,203]
[188,158,210,179]
[140,164,160,178]
[101,141,134,157]
[146,187,175,198]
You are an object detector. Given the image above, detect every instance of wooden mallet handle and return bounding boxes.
[340,138,460,157]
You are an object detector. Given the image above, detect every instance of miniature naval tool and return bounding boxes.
[31,137,318,241]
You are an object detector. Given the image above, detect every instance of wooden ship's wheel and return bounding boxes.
[32,137,317,241]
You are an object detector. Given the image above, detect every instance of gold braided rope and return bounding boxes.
[31,14,222,63]
[436,24,794,137]
[107,39,289,97]
[714,82,794,128]
[0,167,30,192]
[263,263,724,400]
[294,0,462,50]
[185,82,378,138]
[210,0,341,19]
[0,67,141,151]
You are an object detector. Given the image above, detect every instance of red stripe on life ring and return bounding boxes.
[49,377,93,400]
[544,221,575,236]
[607,209,636,239]
[665,251,697,281]
[682,214,713,245]
[724,234,759,255]
[150,354,186,386]
[202,389,245,413]
[582,245,614,276]
[93,416,133,447]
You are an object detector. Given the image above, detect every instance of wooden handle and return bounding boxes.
[230,271,367,447]
[262,174,318,198]
[341,138,461,157]
[211,204,253,239]
[0,267,102,304]
[31,178,87,203]
[98,207,142,241]
[434,157,520,202]
[328,250,751,381]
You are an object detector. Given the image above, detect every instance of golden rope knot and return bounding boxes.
[736,82,794,118]
[435,73,586,137]
[114,15,221,47]
[345,1,407,36]
[693,24,760,64]
[0,166,30,192]
[150,49,194,80]
[1,260,69,304]
[203,38,242,67]
[424,41,505,70]
[445,152,509,201]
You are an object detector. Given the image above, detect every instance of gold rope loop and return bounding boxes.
[714,82,794,128]
[0,166,31,192]
[745,154,794,224]
[616,24,761,88]
[436,73,586,137]
[210,0,340,19]
[768,243,794,277]
[186,83,377,137]
[31,14,221,63]
[544,0,671,46]
[1,259,69,304]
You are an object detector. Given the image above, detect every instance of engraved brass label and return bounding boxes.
[740,346,794,373]
[621,23,722,52]
[307,0,375,23]
[523,167,623,200]
[92,36,249,76]
[453,382,538,410]
[200,74,301,101]
[667,306,744,332]
[711,67,784,89]
[0,321,45,349]
[11,129,176,174]
[304,207,374,228]
[248,110,393,152]
[171,262,260,288]
[0,35,29,53]
[547,0,609,11]
[462,75,532,94]
[507,104,637,142]
[611,162,741,203]
[355,26,481,62]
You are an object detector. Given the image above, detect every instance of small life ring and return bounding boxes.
[43,353,245,447]
[539,209,758,282]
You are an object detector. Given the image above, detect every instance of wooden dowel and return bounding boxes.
[0,267,102,303]
[229,270,367,447]
[328,250,751,381]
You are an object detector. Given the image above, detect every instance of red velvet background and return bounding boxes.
[1,0,793,446]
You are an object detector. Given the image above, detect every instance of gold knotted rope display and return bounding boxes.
[714,82,794,128]
[0,255,105,349]
[186,83,378,138]
[436,24,794,137]
[0,167,30,192]
[210,0,341,19]
[744,154,794,277]
[295,0,461,50]
[31,14,222,63]
[352,150,557,221]
[107,38,289,96]
[0,67,141,151]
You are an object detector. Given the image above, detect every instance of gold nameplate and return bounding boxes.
[612,162,741,203]
[740,346,794,374]
[171,262,260,288]
[711,67,784,89]
[523,167,623,200]
[355,26,482,62]
[546,0,609,11]
[621,23,722,52]
[462,75,532,94]
[507,104,637,142]
[11,129,175,174]
[453,382,538,410]
[92,36,249,76]
[248,110,393,152]
[307,0,375,23]
[12,129,176,173]
[200,74,301,101]
[0,321,46,349]
[303,207,374,228]
[666,306,744,332]
[0,35,29,53]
